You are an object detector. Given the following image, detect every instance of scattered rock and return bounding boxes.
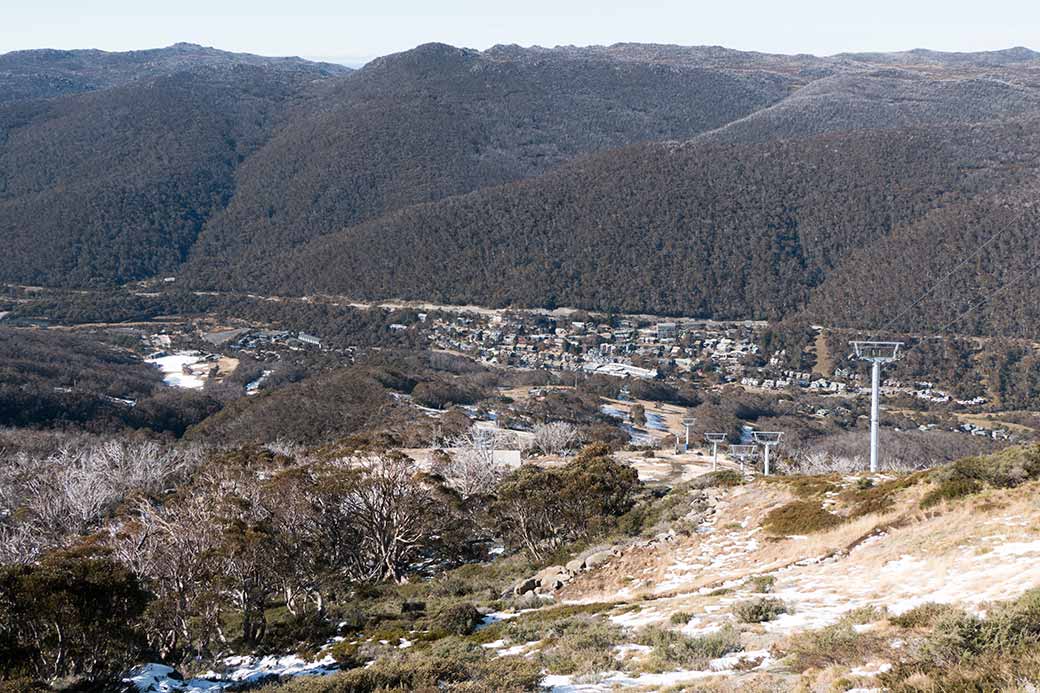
[512,577,538,595]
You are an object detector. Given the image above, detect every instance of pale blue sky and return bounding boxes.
[4,0,1039,66]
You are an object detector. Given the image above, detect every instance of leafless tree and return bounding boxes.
[440,426,516,499]
[0,440,202,563]
[531,421,578,456]
[109,489,225,658]
[340,453,444,582]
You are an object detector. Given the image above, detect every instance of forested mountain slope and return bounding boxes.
[184,42,800,274]
[0,65,335,285]
[3,41,1040,336]
[701,64,1040,144]
[259,117,1040,334]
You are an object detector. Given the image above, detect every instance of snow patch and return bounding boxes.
[145,351,208,389]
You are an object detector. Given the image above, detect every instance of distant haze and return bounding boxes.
[5,0,1038,65]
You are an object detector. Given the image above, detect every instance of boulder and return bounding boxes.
[534,565,569,583]
[512,577,538,595]
[541,576,567,591]
[583,550,614,569]
[565,557,586,573]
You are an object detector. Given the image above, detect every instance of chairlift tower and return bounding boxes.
[851,341,903,473]
[728,444,758,475]
[681,416,696,453]
[705,433,727,471]
[752,431,784,476]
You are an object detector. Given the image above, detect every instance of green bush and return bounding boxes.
[430,603,483,636]
[762,501,843,535]
[732,597,789,623]
[0,550,150,682]
[920,478,983,508]
[634,624,741,671]
[669,611,694,625]
[889,602,961,629]
[932,446,1040,490]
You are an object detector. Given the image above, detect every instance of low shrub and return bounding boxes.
[262,609,340,654]
[266,637,543,691]
[876,590,1040,690]
[977,588,1040,651]
[921,609,987,665]
[767,475,839,498]
[920,478,983,508]
[762,501,843,535]
[327,640,365,668]
[530,614,626,676]
[748,575,775,593]
[890,602,962,629]
[669,611,694,625]
[844,473,924,518]
[840,604,886,625]
[782,623,886,672]
[732,597,788,623]
[616,484,710,537]
[689,469,744,489]
[634,624,741,671]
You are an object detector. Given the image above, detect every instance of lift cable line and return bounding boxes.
[874,221,1016,337]
[728,444,758,475]
[881,247,1040,367]
[864,202,1037,341]
[928,252,1040,340]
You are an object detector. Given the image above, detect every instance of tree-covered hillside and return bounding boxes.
[2,42,1040,336]
[249,118,1040,335]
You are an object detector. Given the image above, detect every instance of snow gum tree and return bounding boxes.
[491,444,639,560]
[0,549,150,682]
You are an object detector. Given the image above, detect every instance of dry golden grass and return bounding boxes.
[556,473,1040,690]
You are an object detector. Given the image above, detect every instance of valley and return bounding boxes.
[3,33,1040,693]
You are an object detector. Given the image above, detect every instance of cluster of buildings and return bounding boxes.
[201,327,324,351]
[422,312,994,418]
[423,312,767,381]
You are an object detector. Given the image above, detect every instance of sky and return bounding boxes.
[4,0,1039,66]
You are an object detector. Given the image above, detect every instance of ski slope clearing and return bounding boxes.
[145,351,208,389]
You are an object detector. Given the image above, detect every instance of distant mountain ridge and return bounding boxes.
[0,42,350,103]
[2,41,1040,335]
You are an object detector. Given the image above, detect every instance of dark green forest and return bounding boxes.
[2,42,1040,334]
[258,119,1040,336]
